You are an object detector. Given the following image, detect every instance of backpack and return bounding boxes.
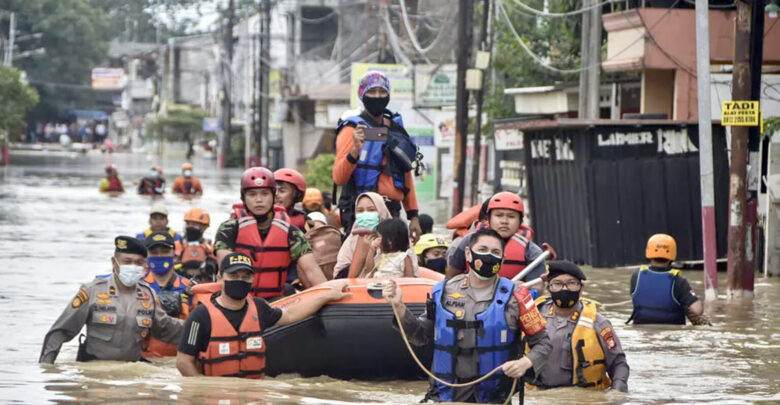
[305,225,343,280]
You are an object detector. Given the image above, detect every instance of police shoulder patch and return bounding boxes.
[72,288,89,308]
[600,326,617,351]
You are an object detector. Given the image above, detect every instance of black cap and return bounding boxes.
[145,231,175,250]
[220,252,255,274]
[114,236,148,257]
[546,260,587,281]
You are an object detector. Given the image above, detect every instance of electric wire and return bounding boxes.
[509,0,618,17]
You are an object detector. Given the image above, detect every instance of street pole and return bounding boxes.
[586,0,601,119]
[453,0,473,216]
[727,0,752,299]
[220,0,236,168]
[578,0,591,117]
[695,0,718,301]
[5,12,15,67]
[260,0,271,168]
[471,0,491,206]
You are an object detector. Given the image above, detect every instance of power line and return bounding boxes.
[508,0,617,17]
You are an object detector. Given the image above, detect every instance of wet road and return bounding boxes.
[1,150,778,404]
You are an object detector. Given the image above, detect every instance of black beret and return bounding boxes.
[546,260,587,281]
[220,252,255,274]
[145,231,175,250]
[114,236,148,257]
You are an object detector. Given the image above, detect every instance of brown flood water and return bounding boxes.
[0,151,778,404]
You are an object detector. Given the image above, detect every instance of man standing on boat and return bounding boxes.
[176,252,350,378]
[213,167,328,299]
[384,229,552,403]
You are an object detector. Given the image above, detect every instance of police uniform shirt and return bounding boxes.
[630,266,699,308]
[448,233,547,281]
[399,274,552,402]
[177,293,282,356]
[40,274,184,363]
[533,300,630,392]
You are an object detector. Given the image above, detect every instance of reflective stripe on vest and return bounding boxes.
[339,115,407,194]
[431,277,515,403]
[198,294,266,378]
[631,266,686,324]
[498,227,534,279]
[234,210,292,299]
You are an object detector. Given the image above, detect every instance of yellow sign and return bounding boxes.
[721,101,759,126]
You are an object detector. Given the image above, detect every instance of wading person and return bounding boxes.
[529,260,630,392]
[172,162,203,195]
[383,229,551,403]
[99,164,124,193]
[138,166,165,196]
[628,234,711,325]
[136,204,181,242]
[39,236,183,364]
[176,252,350,378]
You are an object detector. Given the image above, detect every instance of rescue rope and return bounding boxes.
[390,303,521,405]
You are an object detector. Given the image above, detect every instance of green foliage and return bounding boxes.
[767,116,780,137]
[0,67,39,138]
[303,154,336,191]
[147,105,207,142]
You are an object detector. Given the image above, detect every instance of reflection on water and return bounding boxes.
[1,151,778,404]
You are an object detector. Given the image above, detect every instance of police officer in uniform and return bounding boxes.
[39,236,184,364]
[529,261,630,392]
[384,229,551,403]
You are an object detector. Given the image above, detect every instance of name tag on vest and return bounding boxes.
[246,337,263,350]
[219,343,230,355]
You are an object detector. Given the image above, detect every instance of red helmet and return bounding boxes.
[241,167,276,194]
[274,168,307,193]
[487,191,525,214]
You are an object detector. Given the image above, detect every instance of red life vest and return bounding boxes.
[107,177,124,192]
[198,294,266,378]
[287,209,306,229]
[234,209,292,299]
[498,226,535,279]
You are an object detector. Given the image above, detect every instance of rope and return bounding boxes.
[390,303,521,404]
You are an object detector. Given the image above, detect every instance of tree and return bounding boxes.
[147,104,207,159]
[0,66,39,139]
[303,154,337,192]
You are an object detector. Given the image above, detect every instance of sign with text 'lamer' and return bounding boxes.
[721,101,759,126]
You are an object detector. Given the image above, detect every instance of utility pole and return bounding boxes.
[695,0,718,301]
[471,0,492,207]
[260,0,271,168]
[453,0,474,216]
[220,0,236,168]
[727,0,752,299]
[578,0,601,118]
[4,12,15,67]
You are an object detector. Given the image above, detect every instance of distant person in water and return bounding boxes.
[138,166,165,195]
[99,164,124,192]
[172,163,203,196]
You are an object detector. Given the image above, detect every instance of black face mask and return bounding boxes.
[425,257,447,274]
[469,249,503,279]
[362,95,389,116]
[224,280,252,300]
[551,289,580,309]
[185,226,203,242]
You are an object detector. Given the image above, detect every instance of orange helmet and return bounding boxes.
[184,208,210,227]
[645,234,677,261]
[487,191,524,214]
[274,168,307,193]
[181,162,193,171]
[303,188,323,208]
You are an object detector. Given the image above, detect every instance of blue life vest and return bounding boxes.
[431,277,516,403]
[337,113,408,194]
[631,266,686,324]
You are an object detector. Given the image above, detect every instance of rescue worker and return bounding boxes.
[141,231,192,357]
[138,165,165,195]
[214,167,328,299]
[414,233,449,274]
[136,204,182,242]
[172,162,203,195]
[273,168,308,229]
[529,260,630,392]
[302,187,324,213]
[448,192,547,288]
[333,70,422,242]
[99,164,124,193]
[383,229,551,403]
[628,234,710,325]
[176,252,351,378]
[174,207,215,275]
[39,236,183,363]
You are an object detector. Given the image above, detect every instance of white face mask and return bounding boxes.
[117,264,144,287]
[149,171,159,178]
[183,170,192,177]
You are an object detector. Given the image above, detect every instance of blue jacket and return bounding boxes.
[631,266,686,324]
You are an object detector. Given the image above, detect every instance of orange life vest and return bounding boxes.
[234,209,292,299]
[198,294,266,378]
[498,226,534,279]
[191,282,222,308]
[175,240,213,267]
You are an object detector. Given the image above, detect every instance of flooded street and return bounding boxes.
[1,152,778,404]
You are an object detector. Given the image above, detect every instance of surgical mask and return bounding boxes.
[355,212,380,231]
[224,279,252,300]
[551,289,581,309]
[183,170,192,177]
[185,226,203,242]
[425,257,447,274]
[149,170,159,178]
[117,264,144,286]
[148,256,174,275]
[468,249,503,280]
[362,95,389,116]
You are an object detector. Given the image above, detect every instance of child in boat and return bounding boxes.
[365,218,416,278]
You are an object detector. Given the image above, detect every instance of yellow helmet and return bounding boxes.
[414,233,449,256]
[645,234,677,261]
